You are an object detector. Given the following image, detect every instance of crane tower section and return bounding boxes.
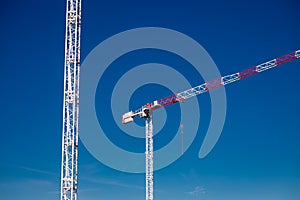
[60,0,82,200]
[145,116,154,200]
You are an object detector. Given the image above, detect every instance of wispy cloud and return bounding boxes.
[0,177,58,195]
[81,176,145,190]
[186,185,207,196]
[20,166,57,176]
[25,178,57,188]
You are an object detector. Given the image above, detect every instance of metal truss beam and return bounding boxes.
[60,0,81,200]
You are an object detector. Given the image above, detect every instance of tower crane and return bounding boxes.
[122,50,300,200]
[60,0,81,200]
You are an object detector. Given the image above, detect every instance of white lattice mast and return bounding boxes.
[60,0,81,200]
[145,116,154,200]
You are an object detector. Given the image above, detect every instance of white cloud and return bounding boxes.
[0,178,59,200]
[20,166,57,176]
[186,185,207,196]
[81,176,145,190]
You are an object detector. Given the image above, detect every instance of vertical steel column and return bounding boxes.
[145,116,154,200]
[60,0,81,200]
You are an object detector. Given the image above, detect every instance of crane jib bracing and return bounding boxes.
[122,50,300,124]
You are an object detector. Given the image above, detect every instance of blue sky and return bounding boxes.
[1,0,300,199]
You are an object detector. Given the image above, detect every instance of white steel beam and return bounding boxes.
[145,116,154,200]
[60,0,81,200]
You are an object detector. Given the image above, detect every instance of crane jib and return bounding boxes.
[122,50,300,124]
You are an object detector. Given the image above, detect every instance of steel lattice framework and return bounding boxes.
[60,0,81,200]
[122,50,300,114]
[145,116,154,200]
[122,50,300,200]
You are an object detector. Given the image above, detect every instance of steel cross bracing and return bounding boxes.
[122,50,300,122]
[174,50,300,104]
[60,0,81,200]
[145,116,154,200]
